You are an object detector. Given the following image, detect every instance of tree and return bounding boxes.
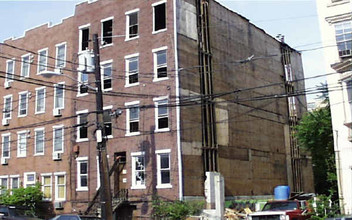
[295,103,337,197]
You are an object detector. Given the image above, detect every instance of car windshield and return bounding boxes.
[262,201,298,211]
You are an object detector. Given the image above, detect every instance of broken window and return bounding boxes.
[102,19,113,45]
[132,153,145,188]
[153,2,166,32]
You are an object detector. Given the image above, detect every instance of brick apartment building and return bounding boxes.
[0,0,314,218]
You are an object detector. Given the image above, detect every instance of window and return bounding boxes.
[154,98,169,131]
[55,173,66,201]
[5,59,15,83]
[125,101,140,135]
[21,54,31,78]
[55,43,66,69]
[101,18,113,45]
[76,110,88,142]
[35,87,46,114]
[0,176,8,195]
[126,9,139,40]
[3,95,12,119]
[17,131,27,158]
[101,61,112,91]
[42,174,52,200]
[78,72,89,95]
[335,22,352,57]
[24,172,36,188]
[54,83,65,110]
[153,47,167,80]
[77,157,88,191]
[79,24,90,51]
[131,152,145,189]
[156,149,171,188]
[18,92,28,117]
[34,128,45,155]
[2,134,10,159]
[153,1,166,33]
[53,126,64,153]
[125,54,139,86]
[103,106,113,137]
[10,176,19,190]
[37,48,48,73]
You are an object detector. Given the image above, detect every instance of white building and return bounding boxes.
[316,0,352,214]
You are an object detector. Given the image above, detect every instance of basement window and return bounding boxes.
[101,18,113,45]
[153,1,166,33]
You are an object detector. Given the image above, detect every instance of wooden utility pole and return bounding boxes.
[93,33,113,220]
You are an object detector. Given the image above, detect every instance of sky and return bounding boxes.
[0,0,325,102]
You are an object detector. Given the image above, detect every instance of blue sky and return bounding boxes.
[0,0,324,102]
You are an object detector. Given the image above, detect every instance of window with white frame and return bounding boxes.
[76,157,88,191]
[153,48,167,80]
[17,131,27,158]
[101,18,113,45]
[126,9,139,40]
[0,176,8,195]
[103,106,113,137]
[156,149,171,188]
[131,152,145,189]
[55,173,66,201]
[76,110,88,141]
[78,71,89,95]
[125,54,139,86]
[37,48,48,74]
[154,98,169,131]
[24,172,36,188]
[125,101,140,135]
[54,83,65,110]
[34,128,45,155]
[5,59,15,83]
[53,126,64,153]
[335,21,352,57]
[55,43,66,69]
[2,134,10,159]
[35,87,46,114]
[18,91,28,117]
[10,175,19,190]
[3,95,12,119]
[42,174,52,200]
[21,54,31,78]
[101,61,112,91]
[153,1,166,33]
[79,24,90,52]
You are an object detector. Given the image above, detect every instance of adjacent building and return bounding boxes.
[0,0,313,218]
[317,0,352,214]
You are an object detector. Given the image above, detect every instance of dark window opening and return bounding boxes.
[129,74,138,84]
[81,28,89,51]
[157,67,167,78]
[114,152,127,164]
[158,117,168,129]
[80,85,88,94]
[130,121,139,133]
[104,78,112,90]
[154,3,166,31]
[102,19,113,45]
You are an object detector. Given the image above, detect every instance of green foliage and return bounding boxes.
[152,196,204,220]
[0,182,44,215]
[295,104,337,197]
[308,194,340,219]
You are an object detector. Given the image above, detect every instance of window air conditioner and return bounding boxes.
[4,81,11,89]
[2,118,9,126]
[54,201,64,209]
[53,109,62,117]
[53,152,62,161]
[1,157,8,165]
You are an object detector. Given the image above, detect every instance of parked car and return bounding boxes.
[49,215,100,220]
[0,205,42,220]
[247,200,311,220]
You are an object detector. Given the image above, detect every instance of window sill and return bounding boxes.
[18,114,27,118]
[43,198,52,202]
[103,88,113,92]
[35,111,45,115]
[77,93,89,97]
[155,128,170,133]
[125,82,140,88]
[153,29,167,35]
[328,0,350,7]
[34,153,44,156]
[100,43,113,49]
[153,77,169,82]
[131,186,146,190]
[125,132,140,137]
[156,184,172,189]
[76,138,89,143]
[125,36,139,42]
[17,155,26,158]
[76,188,88,192]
